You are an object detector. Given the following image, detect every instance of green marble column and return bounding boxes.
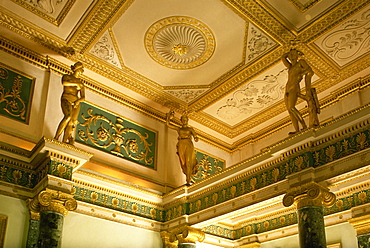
[298,206,326,248]
[349,214,370,248]
[26,219,40,248]
[283,182,336,248]
[27,189,77,248]
[38,211,64,248]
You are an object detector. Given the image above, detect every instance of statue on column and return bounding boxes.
[282,49,319,134]
[54,62,85,145]
[166,111,199,185]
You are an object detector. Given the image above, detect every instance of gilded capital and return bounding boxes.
[27,188,77,216]
[160,231,178,248]
[168,225,205,245]
[283,181,336,209]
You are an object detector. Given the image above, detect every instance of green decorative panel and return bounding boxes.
[192,150,224,183]
[0,63,34,123]
[48,160,73,180]
[164,203,189,221]
[202,225,234,239]
[73,185,164,222]
[313,130,369,167]
[324,189,370,215]
[76,102,157,169]
[0,163,35,188]
[188,152,312,215]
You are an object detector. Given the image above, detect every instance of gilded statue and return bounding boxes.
[166,111,199,185]
[54,62,85,145]
[282,49,319,134]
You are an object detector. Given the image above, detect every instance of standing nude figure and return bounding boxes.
[54,62,85,145]
[282,49,314,134]
[166,111,199,185]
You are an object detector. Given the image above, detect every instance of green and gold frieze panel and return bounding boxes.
[0,162,36,188]
[164,202,189,221]
[72,185,164,222]
[202,225,235,239]
[47,160,73,180]
[313,130,369,167]
[76,102,157,169]
[192,150,225,183]
[204,189,369,240]
[184,127,369,216]
[324,189,370,215]
[0,63,34,123]
[188,152,311,215]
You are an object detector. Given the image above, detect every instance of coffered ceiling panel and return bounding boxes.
[0,0,369,148]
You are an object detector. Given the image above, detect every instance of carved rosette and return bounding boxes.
[28,189,77,216]
[283,182,336,209]
[145,16,215,69]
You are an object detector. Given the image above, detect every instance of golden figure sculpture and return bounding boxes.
[282,49,317,134]
[54,62,85,145]
[166,111,199,185]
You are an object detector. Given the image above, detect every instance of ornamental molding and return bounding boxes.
[165,88,209,103]
[246,23,276,62]
[145,16,215,69]
[89,29,123,69]
[11,0,75,26]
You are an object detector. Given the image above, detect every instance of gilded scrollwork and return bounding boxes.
[0,69,28,121]
[192,153,224,183]
[76,103,155,168]
[27,188,77,216]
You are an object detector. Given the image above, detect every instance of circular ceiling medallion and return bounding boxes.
[145,16,215,69]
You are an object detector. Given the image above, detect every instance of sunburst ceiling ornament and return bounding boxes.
[145,16,216,69]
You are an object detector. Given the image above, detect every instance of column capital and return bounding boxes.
[27,188,77,216]
[283,181,336,209]
[160,231,178,248]
[168,225,205,245]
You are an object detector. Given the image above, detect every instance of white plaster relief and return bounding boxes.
[90,30,122,68]
[316,8,370,66]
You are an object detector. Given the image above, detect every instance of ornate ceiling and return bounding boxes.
[0,0,369,150]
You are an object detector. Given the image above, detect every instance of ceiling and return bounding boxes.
[0,0,369,150]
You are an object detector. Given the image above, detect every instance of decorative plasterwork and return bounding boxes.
[315,7,370,66]
[164,89,208,103]
[246,23,276,62]
[11,0,75,26]
[204,63,292,126]
[89,29,123,69]
[145,16,215,69]
[288,0,322,13]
